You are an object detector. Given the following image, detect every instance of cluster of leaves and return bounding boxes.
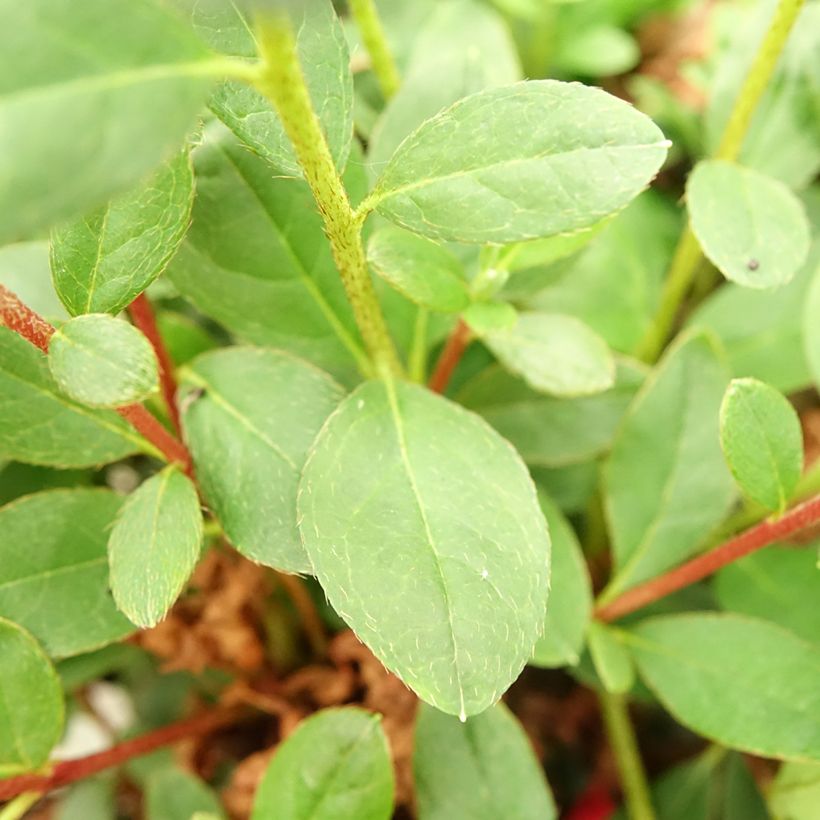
[0,0,819,817]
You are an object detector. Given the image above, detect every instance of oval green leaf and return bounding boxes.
[251,708,393,820]
[0,617,64,775]
[146,767,225,820]
[629,613,820,761]
[588,622,634,694]
[0,489,133,657]
[180,347,345,573]
[51,148,194,316]
[109,467,203,628]
[48,314,159,408]
[719,378,803,512]
[366,80,669,244]
[687,160,810,289]
[483,312,615,397]
[531,495,592,668]
[413,702,556,820]
[459,362,645,468]
[0,0,214,243]
[299,379,550,717]
[0,328,147,467]
[367,227,469,312]
[715,545,820,645]
[602,331,734,599]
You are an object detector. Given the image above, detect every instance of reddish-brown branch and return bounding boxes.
[596,493,820,622]
[0,705,245,801]
[129,293,181,436]
[0,284,191,473]
[428,319,471,394]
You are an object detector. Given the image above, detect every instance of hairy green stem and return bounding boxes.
[635,0,805,363]
[348,0,400,100]
[599,691,656,820]
[252,12,401,377]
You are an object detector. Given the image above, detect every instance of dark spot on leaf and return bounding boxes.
[747,258,760,271]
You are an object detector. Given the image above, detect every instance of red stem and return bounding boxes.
[0,284,191,474]
[428,319,471,394]
[129,293,181,436]
[0,706,244,801]
[596,493,820,622]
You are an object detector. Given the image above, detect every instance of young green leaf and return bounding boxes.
[50,148,194,317]
[167,124,365,380]
[458,361,645,467]
[715,545,820,645]
[0,0,215,243]
[719,378,803,512]
[482,312,615,398]
[0,328,147,467]
[0,489,133,657]
[251,708,393,820]
[629,613,820,761]
[366,227,469,312]
[146,768,225,820]
[180,347,344,573]
[48,315,159,408]
[298,379,550,717]
[687,160,810,289]
[413,702,557,820]
[603,331,734,598]
[109,467,203,629]
[364,80,669,244]
[531,495,592,668]
[367,0,521,171]
[0,617,64,776]
[587,622,635,694]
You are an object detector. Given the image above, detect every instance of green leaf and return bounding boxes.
[715,545,820,645]
[523,190,681,352]
[0,0,216,243]
[690,236,819,393]
[0,489,133,658]
[167,123,366,381]
[365,80,669,244]
[458,361,645,467]
[251,707,393,820]
[109,467,203,629]
[687,160,810,289]
[462,301,518,334]
[531,495,592,667]
[0,617,64,775]
[50,148,194,316]
[299,379,550,717]
[719,378,803,512]
[804,263,820,392]
[628,613,820,761]
[189,0,352,177]
[0,327,147,467]
[0,242,67,321]
[554,25,639,77]
[180,347,344,573]
[769,761,820,820]
[498,221,608,274]
[57,776,117,820]
[366,227,469,312]
[613,749,768,820]
[48,314,159,408]
[587,622,634,694]
[146,768,225,820]
[367,0,521,171]
[482,312,615,398]
[603,331,734,598]
[413,702,556,820]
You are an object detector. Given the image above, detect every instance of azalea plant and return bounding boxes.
[0,0,818,817]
